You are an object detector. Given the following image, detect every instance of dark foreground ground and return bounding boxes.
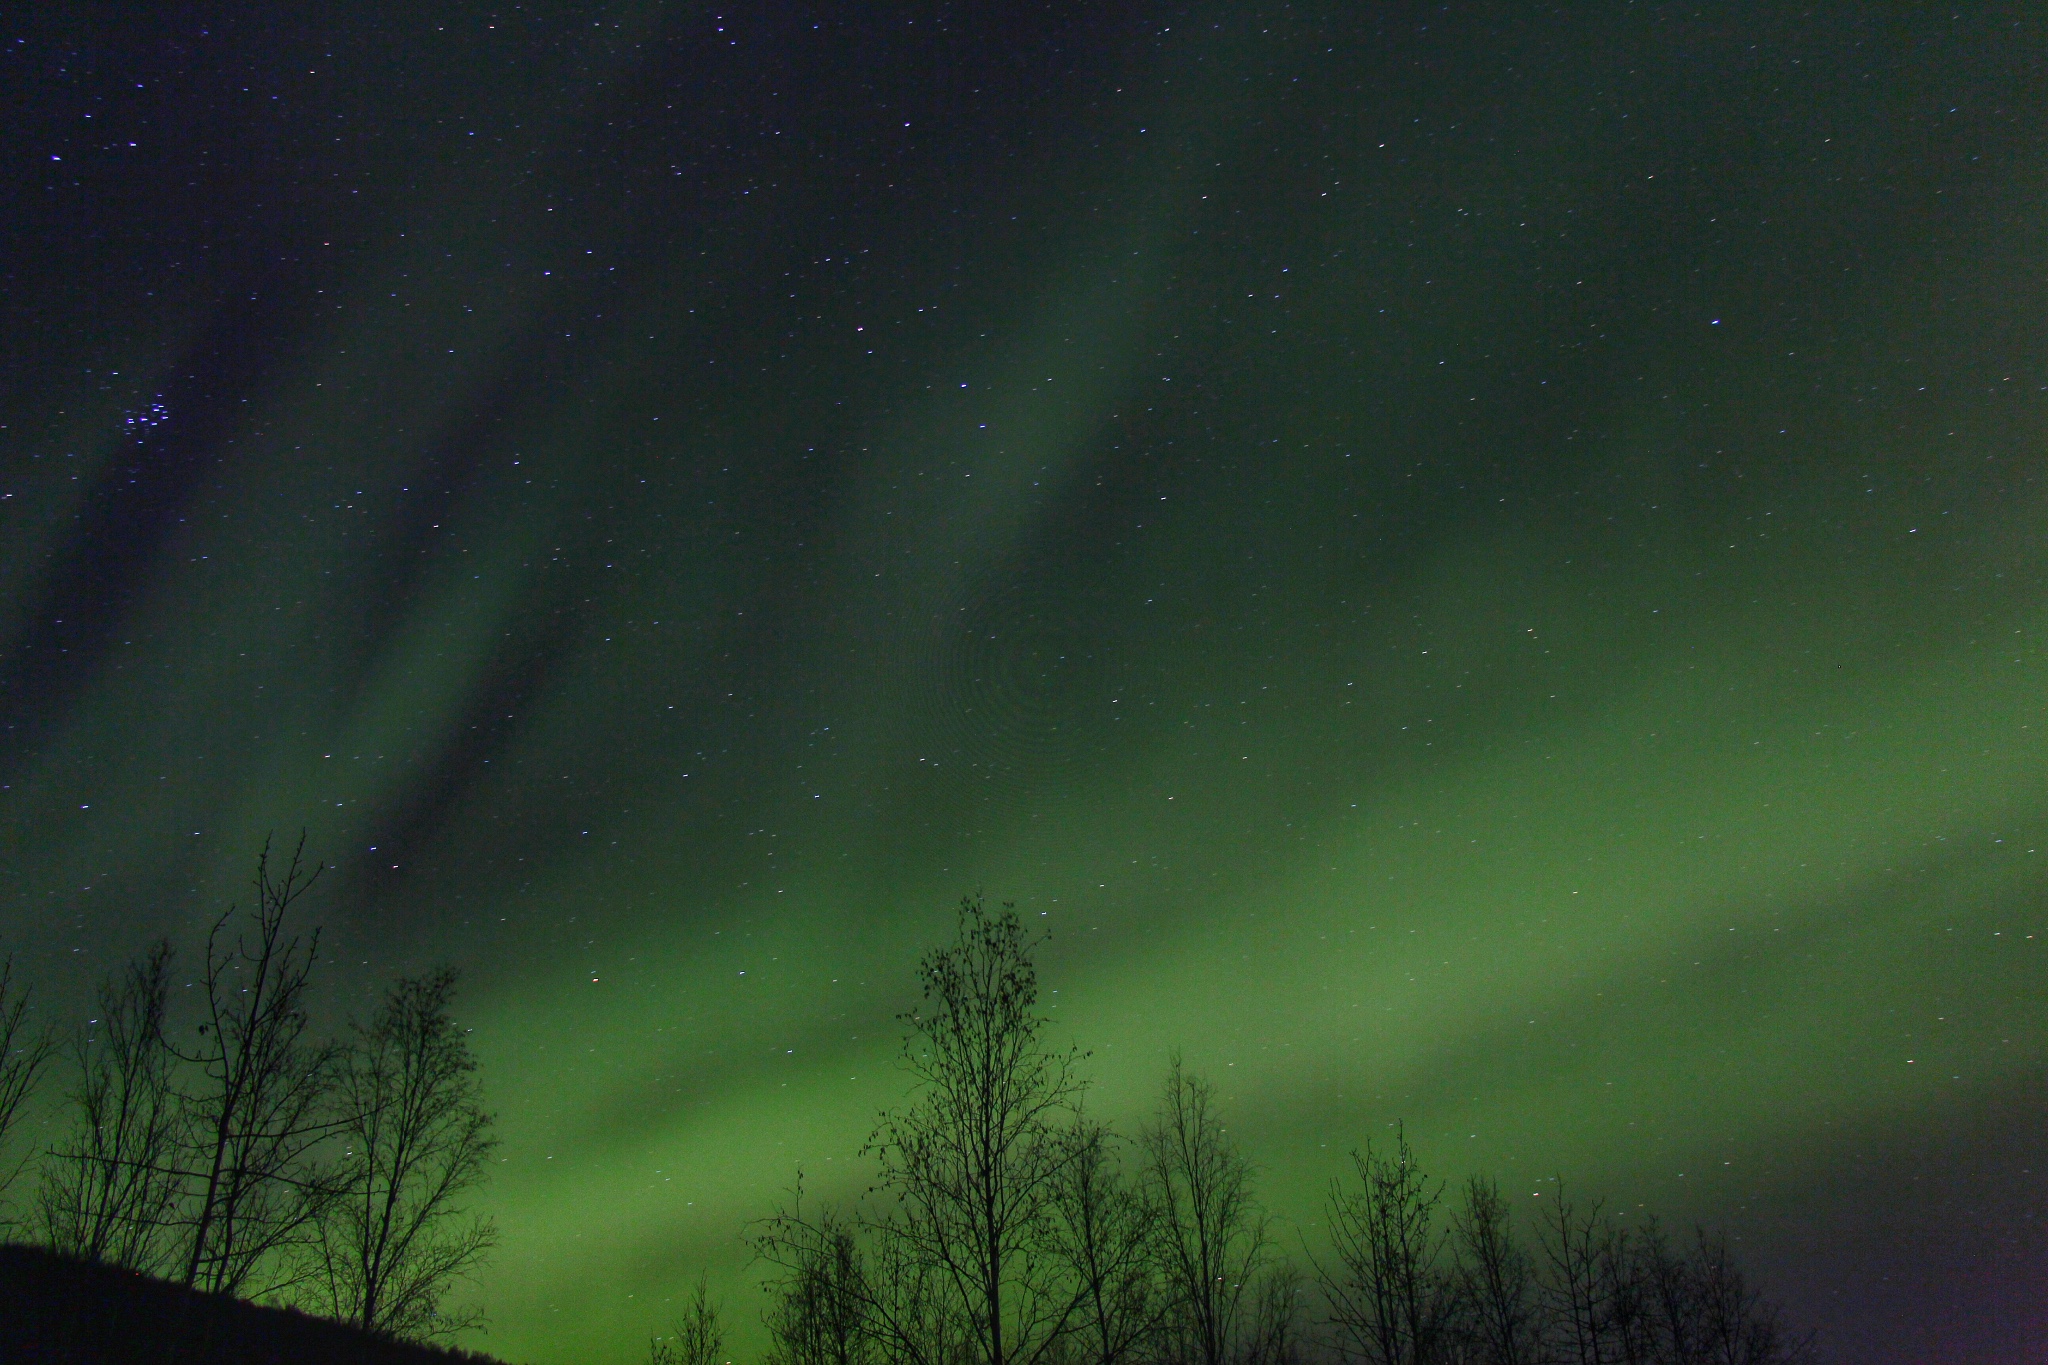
[0,1243,512,1365]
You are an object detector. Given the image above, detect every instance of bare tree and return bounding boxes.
[869,1210,972,1365]
[1318,1127,1454,1365]
[1053,1118,1163,1365]
[863,895,1087,1365]
[1242,1263,1306,1365]
[1633,1220,1703,1365]
[0,952,57,1212]
[1599,1223,1656,1365]
[652,1275,728,1365]
[1534,1183,1613,1365]
[313,965,498,1340]
[755,1193,877,1365]
[175,837,341,1296]
[1448,1176,1538,1365]
[1495,1192,1812,1365]
[753,1177,964,1365]
[1688,1230,1813,1365]
[1143,1057,1272,1365]
[37,940,186,1271]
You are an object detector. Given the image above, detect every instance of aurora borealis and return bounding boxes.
[4,3,2045,1360]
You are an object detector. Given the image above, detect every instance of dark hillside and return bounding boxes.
[0,1244,513,1365]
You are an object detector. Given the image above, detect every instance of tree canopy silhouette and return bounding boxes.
[862,894,1087,1365]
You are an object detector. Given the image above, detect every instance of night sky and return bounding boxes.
[4,4,2045,1361]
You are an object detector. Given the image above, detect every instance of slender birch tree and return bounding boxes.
[1318,1128,1454,1365]
[37,940,186,1270]
[176,837,340,1296]
[315,966,498,1340]
[651,1275,727,1365]
[1143,1058,1272,1365]
[754,1195,876,1365]
[0,953,57,1216]
[1449,1175,1540,1365]
[1053,1118,1164,1365]
[864,895,1086,1365]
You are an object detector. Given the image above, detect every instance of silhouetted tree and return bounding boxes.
[1143,1057,1272,1365]
[1534,1183,1614,1365]
[732,906,1821,1365]
[652,1274,727,1365]
[312,966,498,1340]
[1599,1221,1656,1365]
[37,939,186,1272]
[1318,1128,1454,1365]
[867,1211,969,1365]
[1052,1118,1163,1365]
[0,952,57,1212]
[1628,1220,1699,1365]
[1447,1176,1539,1365]
[1687,1229,1813,1365]
[1517,1200,1818,1365]
[863,895,1086,1365]
[176,837,342,1296]
[754,1195,876,1365]
[1241,1263,1305,1365]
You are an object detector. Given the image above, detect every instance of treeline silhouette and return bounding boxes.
[693,897,1817,1365]
[0,837,502,1361]
[0,851,1816,1365]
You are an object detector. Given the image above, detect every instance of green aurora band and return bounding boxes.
[4,5,2044,1362]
